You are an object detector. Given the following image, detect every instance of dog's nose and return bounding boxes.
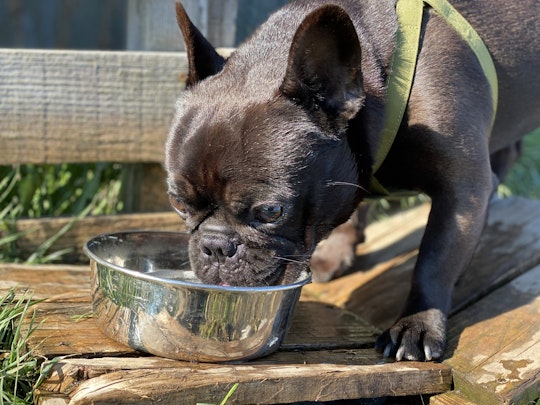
[200,234,237,258]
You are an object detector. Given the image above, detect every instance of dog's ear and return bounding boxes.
[280,5,364,124]
[175,2,226,87]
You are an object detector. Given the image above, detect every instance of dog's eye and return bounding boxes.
[254,204,283,224]
[169,194,188,218]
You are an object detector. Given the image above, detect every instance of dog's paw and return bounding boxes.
[309,204,369,282]
[309,222,361,282]
[375,309,446,361]
[309,236,355,282]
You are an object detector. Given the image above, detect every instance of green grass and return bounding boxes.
[0,289,60,405]
[0,163,124,220]
[197,383,239,405]
[0,163,125,263]
[499,128,540,199]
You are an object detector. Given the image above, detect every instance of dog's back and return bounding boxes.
[441,0,540,150]
[216,0,539,152]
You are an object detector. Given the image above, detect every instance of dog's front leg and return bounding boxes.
[375,167,496,361]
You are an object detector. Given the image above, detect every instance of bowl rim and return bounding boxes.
[84,230,312,293]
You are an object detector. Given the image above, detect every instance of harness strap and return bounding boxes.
[425,0,498,115]
[372,0,423,176]
[370,0,498,195]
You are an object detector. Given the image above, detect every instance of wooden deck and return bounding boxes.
[2,197,539,404]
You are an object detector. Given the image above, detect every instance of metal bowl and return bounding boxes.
[84,231,311,362]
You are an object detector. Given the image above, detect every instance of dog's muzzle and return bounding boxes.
[199,232,238,259]
[197,220,239,261]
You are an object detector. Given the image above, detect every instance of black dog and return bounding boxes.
[166,0,540,361]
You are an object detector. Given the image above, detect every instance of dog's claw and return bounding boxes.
[376,308,446,362]
[383,344,393,358]
[396,346,405,361]
[424,345,433,361]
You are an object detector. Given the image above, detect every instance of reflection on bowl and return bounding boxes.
[84,231,311,362]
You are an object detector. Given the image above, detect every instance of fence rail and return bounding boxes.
[0,48,187,165]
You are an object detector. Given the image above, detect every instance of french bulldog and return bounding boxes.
[165,0,540,361]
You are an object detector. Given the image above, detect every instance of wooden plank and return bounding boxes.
[12,211,185,262]
[283,301,379,350]
[22,301,133,358]
[304,197,540,330]
[453,197,540,312]
[19,296,379,358]
[303,203,429,328]
[430,391,478,405]
[0,262,450,403]
[2,262,377,355]
[0,49,185,164]
[304,251,418,330]
[36,355,451,405]
[0,264,90,300]
[444,264,540,405]
[0,47,234,166]
[39,350,393,389]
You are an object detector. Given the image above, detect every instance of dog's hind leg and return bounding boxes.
[490,140,523,182]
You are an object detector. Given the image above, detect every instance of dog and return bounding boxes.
[165,0,540,361]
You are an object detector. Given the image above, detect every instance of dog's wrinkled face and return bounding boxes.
[166,4,368,286]
[166,95,361,286]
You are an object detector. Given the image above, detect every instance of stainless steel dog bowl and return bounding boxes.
[84,231,311,362]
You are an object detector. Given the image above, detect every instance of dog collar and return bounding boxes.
[369,0,498,195]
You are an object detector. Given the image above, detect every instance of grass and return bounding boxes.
[0,289,60,405]
[197,383,239,405]
[0,163,124,219]
[0,163,125,263]
[498,128,540,199]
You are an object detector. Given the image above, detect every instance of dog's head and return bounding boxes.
[166,4,371,286]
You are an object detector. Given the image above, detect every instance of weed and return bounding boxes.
[0,289,60,405]
[501,128,540,199]
[0,163,124,263]
[197,383,239,405]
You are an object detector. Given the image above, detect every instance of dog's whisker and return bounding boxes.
[326,181,368,193]
[274,256,308,265]
[280,254,312,258]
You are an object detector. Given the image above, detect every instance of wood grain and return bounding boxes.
[20,298,379,358]
[430,391,478,405]
[12,211,185,262]
[36,354,450,404]
[444,264,540,404]
[0,47,233,166]
[13,270,450,403]
[0,49,186,165]
[0,263,90,300]
[53,359,450,404]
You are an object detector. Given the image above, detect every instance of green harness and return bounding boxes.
[370,0,498,195]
